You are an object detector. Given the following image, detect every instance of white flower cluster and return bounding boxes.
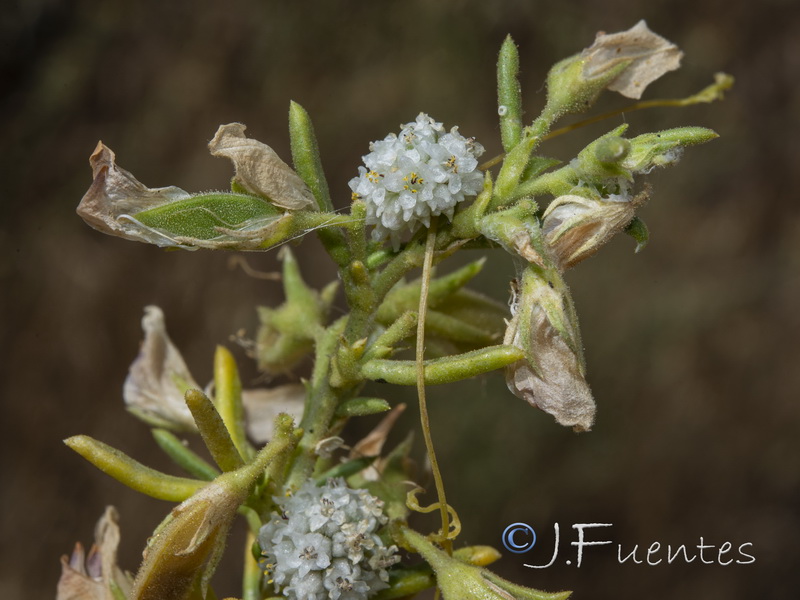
[259,479,399,600]
[349,113,485,246]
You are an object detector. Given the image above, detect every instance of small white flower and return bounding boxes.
[259,479,399,600]
[349,113,485,247]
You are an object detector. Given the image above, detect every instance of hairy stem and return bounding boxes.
[287,318,347,488]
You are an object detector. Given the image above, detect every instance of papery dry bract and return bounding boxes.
[57,507,133,600]
[124,306,200,432]
[209,123,316,210]
[77,142,193,247]
[542,192,646,270]
[582,20,683,99]
[504,271,595,432]
[241,384,305,444]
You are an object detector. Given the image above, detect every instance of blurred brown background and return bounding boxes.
[2,0,799,598]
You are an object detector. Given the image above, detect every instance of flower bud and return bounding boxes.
[570,124,632,184]
[504,266,595,432]
[594,136,631,164]
[479,200,550,268]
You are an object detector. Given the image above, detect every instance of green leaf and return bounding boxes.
[152,429,220,481]
[185,389,245,472]
[497,35,523,152]
[424,309,498,346]
[64,435,206,502]
[494,132,538,202]
[372,565,435,600]
[213,346,251,461]
[623,127,719,173]
[289,101,333,212]
[335,397,392,417]
[315,456,377,483]
[362,345,524,385]
[377,259,487,324]
[372,545,501,600]
[134,193,282,240]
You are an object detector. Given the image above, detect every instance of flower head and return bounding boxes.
[349,113,485,247]
[259,478,399,600]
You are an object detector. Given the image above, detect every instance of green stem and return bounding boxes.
[287,318,348,488]
[342,259,376,345]
[372,239,426,301]
[242,530,262,600]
